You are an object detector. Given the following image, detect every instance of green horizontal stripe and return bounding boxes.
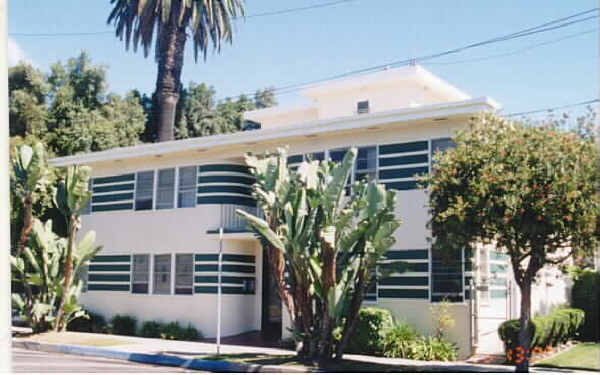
[490,277,507,286]
[87,284,130,291]
[93,183,135,193]
[379,154,428,167]
[379,277,429,286]
[198,175,255,185]
[92,192,134,203]
[378,288,428,299]
[384,181,420,191]
[287,155,303,164]
[465,261,473,272]
[490,264,507,273]
[490,252,508,261]
[194,254,255,263]
[92,203,133,212]
[386,250,428,260]
[88,274,130,282]
[195,276,254,284]
[379,141,428,155]
[380,262,428,273]
[197,185,253,195]
[91,255,131,263]
[93,174,135,185]
[199,164,251,174]
[193,286,254,295]
[431,295,463,302]
[197,196,256,207]
[379,166,428,180]
[89,264,130,272]
[491,289,507,298]
[195,264,255,273]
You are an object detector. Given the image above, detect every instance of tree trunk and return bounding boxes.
[516,279,532,372]
[17,195,33,255]
[55,217,79,331]
[155,0,188,142]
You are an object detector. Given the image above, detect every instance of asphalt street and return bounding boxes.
[11,347,203,372]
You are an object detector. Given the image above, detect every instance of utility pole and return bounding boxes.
[0,0,11,371]
[216,226,223,356]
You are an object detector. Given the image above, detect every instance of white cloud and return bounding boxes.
[8,37,33,67]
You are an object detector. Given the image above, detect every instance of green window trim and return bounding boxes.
[91,255,131,263]
[87,284,130,291]
[93,174,135,185]
[378,288,429,299]
[379,141,428,155]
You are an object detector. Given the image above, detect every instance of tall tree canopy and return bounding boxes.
[423,113,599,372]
[108,0,246,142]
[9,52,147,157]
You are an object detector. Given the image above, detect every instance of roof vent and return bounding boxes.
[357,100,369,114]
[242,120,261,131]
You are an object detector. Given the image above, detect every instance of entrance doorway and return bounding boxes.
[261,252,282,340]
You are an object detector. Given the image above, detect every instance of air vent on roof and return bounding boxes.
[242,120,261,131]
[357,100,369,114]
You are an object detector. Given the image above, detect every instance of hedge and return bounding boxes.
[571,270,600,341]
[345,307,394,355]
[498,308,585,352]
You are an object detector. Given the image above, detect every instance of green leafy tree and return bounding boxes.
[422,113,599,372]
[108,0,245,142]
[238,148,401,364]
[53,165,94,331]
[9,64,49,138]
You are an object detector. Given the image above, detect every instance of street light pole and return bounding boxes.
[216,226,223,356]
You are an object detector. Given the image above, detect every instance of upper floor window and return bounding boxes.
[357,100,369,114]
[178,166,197,208]
[355,146,377,183]
[431,138,456,160]
[156,168,175,210]
[135,171,154,211]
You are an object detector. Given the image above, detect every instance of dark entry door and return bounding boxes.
[261,253,282,340]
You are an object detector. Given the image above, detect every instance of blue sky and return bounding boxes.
[9,0,598,116]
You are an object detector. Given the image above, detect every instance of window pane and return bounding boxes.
[306,152,325,162]
[355,146,377,183]
[153,254,171,294]
[135,171,154,210]
[178,166,197,208]
[431,138,456,157]
[329,148,348,163]
[132,254,149,294]
[83,181,92,215]
[156,168,175,210]
[431,247,463,302]
[175,254,193,295]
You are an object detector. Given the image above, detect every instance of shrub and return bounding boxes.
[498,308,585,355]
[346,307,394,355]
[111,314,137,336]
[67,311,109,333]
[160,321,201,341]
[381,321,418,358]
[415,336,458,362]
[571,270,600,341]
[139,320,163,338]
[430,300,456,339]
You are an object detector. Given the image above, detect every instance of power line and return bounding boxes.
[9,0,357,37]
[504,99,599,117]
[426,28,596,66]
[215,8,599,102]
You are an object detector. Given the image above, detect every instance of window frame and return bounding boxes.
[155,168,176,210]
[153,254,172,295]
[177,166,198,208]
[174,253,194,295]
[135,170,156,211]
[131,254,151,294]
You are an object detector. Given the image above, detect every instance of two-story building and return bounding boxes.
[50,66,571,358]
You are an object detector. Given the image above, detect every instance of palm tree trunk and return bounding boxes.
[155,1,188,142]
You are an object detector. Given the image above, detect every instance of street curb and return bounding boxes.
[13,340,306,373]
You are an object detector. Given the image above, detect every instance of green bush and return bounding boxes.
[498,308,585,352]
[160,321,201,341]
[111,314,137,336]
[381,321,418,358]
[67,311,109,333]
[571,270,600,341]
[346,307,394,355]
[139,320,163,338]
[382,323,458,362]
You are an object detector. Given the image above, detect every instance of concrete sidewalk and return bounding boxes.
[11,330,579,373]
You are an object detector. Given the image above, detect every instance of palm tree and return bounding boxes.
[108,0,245,142]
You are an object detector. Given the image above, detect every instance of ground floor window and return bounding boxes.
[175,254,194,295]
[431,246,464,302]
[153,254,171,294]
[132,254,150,294]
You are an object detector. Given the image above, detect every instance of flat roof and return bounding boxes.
[50,96,500,167]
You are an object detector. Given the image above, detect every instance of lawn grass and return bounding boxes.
[198,353,425,372]
[27,332,132,347]
[535,342,600,371]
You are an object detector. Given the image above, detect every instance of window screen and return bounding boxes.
[135,171,154,210]
[175,254,193,295]
[156,168,175,210]
[178,166,197,208]
[431,246,463,302]
[355,146,377,182]
[153,254,171,294]
[132,254,149,294]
